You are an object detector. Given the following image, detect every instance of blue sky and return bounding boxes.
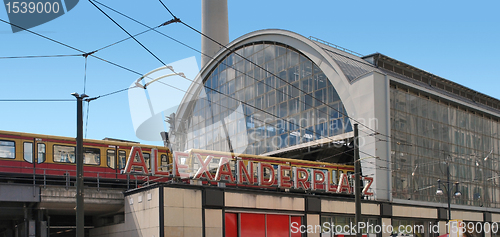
[1,0,499,146]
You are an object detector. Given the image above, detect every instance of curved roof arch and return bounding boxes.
[176,29,378,128]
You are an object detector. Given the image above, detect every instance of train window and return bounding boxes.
[24,142,33,163]
[54,145,76,163]
[0,140,15,159]
[107,150,116,169]
[161,154,168,171]
[118,151,126,169]
[84,147,100,165]
[143,153,150,169]
[37,143,46,163]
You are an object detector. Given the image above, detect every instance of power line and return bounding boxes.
[83,56,88,94]
[85,101,90,139]
[157,2,486,165]
[0,54,82,59]
[171,10,380,135]
[0,17,162,80]
[94,27,159,52]
[89,0,170,66]
[89,1,361,151]
[0,99,74,102]
[92,1,367,143]
[158,0,176,19]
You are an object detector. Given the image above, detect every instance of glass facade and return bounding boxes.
[173,42,352,155]
[391,86,500,207]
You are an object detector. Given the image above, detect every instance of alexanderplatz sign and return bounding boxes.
[122,147,374,196]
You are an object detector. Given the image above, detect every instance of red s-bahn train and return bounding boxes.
[0,130,171,183]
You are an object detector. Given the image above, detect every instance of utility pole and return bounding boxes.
[72,92,87,237]
[354,124,362,237]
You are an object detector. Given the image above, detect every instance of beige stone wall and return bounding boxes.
[381,218,391,237]
[225,192,304,211]
[164,187,203,237]
[321,200,379,215]
[307,214,320,237]
[90,188,160,237]
[451,210,483,221]
[438,221,447,235]
[392,205,437,219]
[492,213,500,222]
[205,209,222,237]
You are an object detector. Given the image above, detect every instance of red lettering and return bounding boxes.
[237,160,254,184]
[124,146,149,175]
[362,177,374,196]
[215,157,235,182]
[151,149,170,176]
[258,163,275,186]
[325,171,337,193]
[193,154,214,180]
[312,169,325,190]
[293,167,309,190]
[336,173,352,194]
[172,151,189,178]
[278,165,292,188]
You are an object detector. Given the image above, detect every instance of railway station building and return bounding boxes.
[89,26,500,236]
[3,2,500,237]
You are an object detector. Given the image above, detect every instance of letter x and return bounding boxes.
[194,154,214,180]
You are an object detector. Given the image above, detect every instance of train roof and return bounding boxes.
[0,130,167,150]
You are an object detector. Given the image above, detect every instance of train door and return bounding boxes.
[21,138,47,175]
[35,138,48,173]
[105,146,118,179]
[116,148,128,180]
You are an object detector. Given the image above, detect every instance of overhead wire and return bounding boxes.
[3,4,493,191]
[166,5,379,135]
[0,54,82,59]
[89,0,364,153]
[0,99,74,102]
[156,2,499,170]
[1,10,350,154]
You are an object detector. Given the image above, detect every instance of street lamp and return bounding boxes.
[436,159,462,225]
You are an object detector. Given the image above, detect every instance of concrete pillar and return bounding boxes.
[306,214,320,237]
[381,218,392,237]
[439,221,447,236]
[201,0,229,68]
[204,209,222,237]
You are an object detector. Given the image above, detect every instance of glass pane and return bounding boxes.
[24,142,33,163]
[107,149,116,169]
[143,153,150,169]
[37,143,46,163]
[118,151,126,169]
[53,145,76,163]
[0,140,15,159]
[84,147,100,165]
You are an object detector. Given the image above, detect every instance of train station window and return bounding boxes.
[37,143,45,163]
[54,145,76,163]
[118,150,126,169]
[84,147,100,165]
[0,140,15,159]
[107,150,116,169]
[24,142,33,163]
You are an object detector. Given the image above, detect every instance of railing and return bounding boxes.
[308,36,364,57]
[0,165,156,191]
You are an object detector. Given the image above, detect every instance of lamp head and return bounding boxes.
[454,182,461,197]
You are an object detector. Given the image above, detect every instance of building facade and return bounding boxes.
[92,29,500,236]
